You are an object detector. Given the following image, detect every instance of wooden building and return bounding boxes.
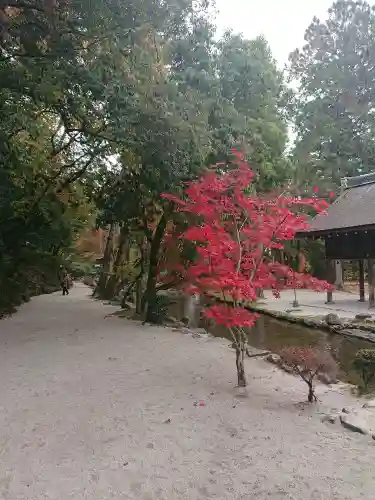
[299,172,375,308]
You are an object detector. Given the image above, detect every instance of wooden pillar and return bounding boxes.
[326,290,334,304]
[359,260,365,302]
[292,240,300,307]
[368,259,375,308]
[334,260,344,289]
[326,259,335,304]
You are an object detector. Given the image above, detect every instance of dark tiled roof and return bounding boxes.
[304,172,375,235]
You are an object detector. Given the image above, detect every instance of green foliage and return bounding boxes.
[353,349,375,392]
[289,0,375,190]
[91,4,292,309]
[0,0,200,312]
[216,33,290,191]
[0,249,62,316]
[68,262,97,280]
[302,239,326,279]
[0,0,294,315]
[145,295,175,325]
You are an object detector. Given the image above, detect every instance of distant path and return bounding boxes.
[0,283,374,499]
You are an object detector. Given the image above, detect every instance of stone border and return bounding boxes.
[247,304,375,344]
[205,294,375,344]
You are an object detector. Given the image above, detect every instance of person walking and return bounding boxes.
[61,271,70,296]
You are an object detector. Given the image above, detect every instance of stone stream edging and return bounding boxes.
[205,294,375,343]
[248,305,375,344]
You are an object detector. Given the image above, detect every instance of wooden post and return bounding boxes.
[292,240,300,307]
[326,290,333,304]
[326,259,335,304]
[359,260,365,302]
[368,259,375,308]
[334,260,344,289]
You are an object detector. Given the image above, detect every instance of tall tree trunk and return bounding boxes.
[136,277,143,314]
[144,214,167,323]
[95,223,115,298]
[103,225,129,300]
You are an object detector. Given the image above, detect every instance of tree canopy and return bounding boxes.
[4,0,372,316]
[289,0,375,190]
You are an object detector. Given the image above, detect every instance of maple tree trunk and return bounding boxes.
[95,223,115,298]
[307,381,316,403]
[103,225,129,300]
[236,342,247,387]
[144,214,167,323]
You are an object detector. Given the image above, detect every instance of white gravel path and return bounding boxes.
[0,283,375,500]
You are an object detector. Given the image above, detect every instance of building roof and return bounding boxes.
[302,172,375,236]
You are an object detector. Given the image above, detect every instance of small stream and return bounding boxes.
[211,314,375,386]
[169,298,375,387]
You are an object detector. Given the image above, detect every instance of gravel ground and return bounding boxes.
[0,283,374,500]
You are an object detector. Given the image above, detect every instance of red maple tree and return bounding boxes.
[280,347,337,402]
[162,151,332,387]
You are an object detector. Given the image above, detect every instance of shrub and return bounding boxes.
[69,261,96,279]
[280,347,338,402]
[146,295,175,325]
[353,349,375,393]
